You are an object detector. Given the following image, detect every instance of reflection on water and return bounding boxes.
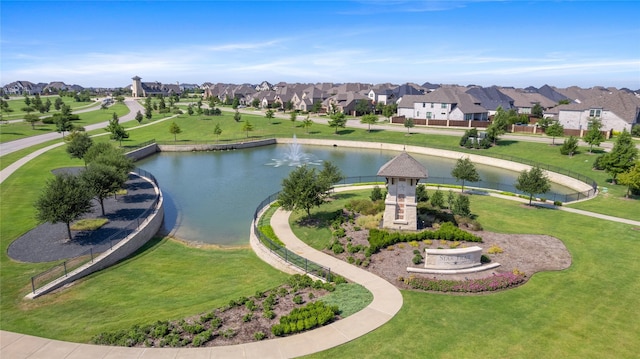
[137,144,575,245]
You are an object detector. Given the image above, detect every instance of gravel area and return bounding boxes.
[7,169,157,263]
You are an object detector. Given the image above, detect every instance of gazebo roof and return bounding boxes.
[377,152,428,178]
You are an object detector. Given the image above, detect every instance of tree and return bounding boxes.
[213,123,223,142]
[54,97,63,110]
[187,104,194,116]
[66,131,93,165]
[265,109,275,124]
[135,110,144,124]
[328,112,346,134]
[169,121,182,142]
[583,118,605,152]
[632,124,640,137]
[382,104,396,120]
[599,129,638,184]
[617,161,640,198]
[446,190,455,210]
[360,114,378,132]
[44,98,51,113]
[144,97,153,119]
[354,99,372,116]
[536,116,552,131]
[453,194,471,217]
[24,94,31,106]
[451,157,480,192]
[430,189,444,208]
[54,114,73,137]
[242,120,254,138]
[105,112,129,146]
[289,112,297,127]
[302,116,313,134]
[560,136,579,157]
[318,160,344,192]
[234,109,241,122]
[231,97,240,109]
[515,165,551,205]
[415,184,429,202]
[24,114,40,129]
[531,103,544,118]
[486,107,509,144]
[403,117,414,134]
[251,98,260,108]
[311,101,322,113]
[370,186,384,201]
[285,100,294,113]
[278,165,326,219]
[545,121,564,145]
[35,173,93,240]
[81,162,127,216]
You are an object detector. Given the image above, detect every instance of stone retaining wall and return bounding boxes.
[158,138,276,152]
[26,175,164,299]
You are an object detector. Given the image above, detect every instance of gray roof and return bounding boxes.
[377,152,428,178]
[465,86,514,111]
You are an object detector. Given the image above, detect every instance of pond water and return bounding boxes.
[136,144,574,245]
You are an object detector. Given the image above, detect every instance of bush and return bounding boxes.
[331,242,345,254]
[370,186,384,201]
[560,136,579,156]
[488,244,503,254]
[632,124,640,137]
[254,331,266,341]
[293,295,304,304]
[412,254,423,265]
[405,272,526,293]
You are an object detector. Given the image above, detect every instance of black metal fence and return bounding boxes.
[252,192,334,282]
[30,168,160,294]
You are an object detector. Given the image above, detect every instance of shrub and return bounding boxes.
[370,186,384,201]
[405,272,526,293]
[409,240,419,247]
[488,245,504,254]
[243,313,253,322]
[333,227,346,238]
[553,200,563,206]
[412,254,423,265]
[254,331,266,341]
[332,242,345,254]
[347,256,355,264]
[293,295,304,305]
[264,310,276,319]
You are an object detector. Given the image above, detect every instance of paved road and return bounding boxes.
[0,99,144,157]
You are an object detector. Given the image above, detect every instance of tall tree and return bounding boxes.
[81,162,127,216]
[213,123,223,143]
[583,118,605,153]
[328,112,347,134]
[169,121,182,142]
[515,165,551,205]
[35,173,93,240]
[451,157,480,192]
[617,160,640,198]
[403,117,414,134]
[360,114,378,132]
[545,121,564,145]
[66,131,93,165]
[105,112,129,146]
[600,129,638,184]
[144,97,153,119]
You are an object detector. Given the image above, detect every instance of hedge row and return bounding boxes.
[271,301,339,336]
[405,272,526,293]
[367,222,482,255]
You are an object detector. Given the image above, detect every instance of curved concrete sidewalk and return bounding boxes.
[0,206,402,359]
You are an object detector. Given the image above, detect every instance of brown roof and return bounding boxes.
[377,152,428,178]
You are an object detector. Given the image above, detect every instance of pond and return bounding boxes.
[136,144,575,245]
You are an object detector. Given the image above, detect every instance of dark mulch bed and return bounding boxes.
[7,168,157,263]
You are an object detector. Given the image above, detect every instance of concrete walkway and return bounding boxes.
[0,205,403,359]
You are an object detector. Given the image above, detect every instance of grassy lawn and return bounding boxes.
[1,109,638,357]
[1,96,99,121]
[0,103,129,143]
[303,194,640,359]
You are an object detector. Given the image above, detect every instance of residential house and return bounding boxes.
[465,86,515,116]
[255,81,273,92]
[498,87,558,114]
[397,86,488,121]
[131,76,182,97]
[324,92,371,115]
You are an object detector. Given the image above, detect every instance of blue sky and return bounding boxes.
[1,0,639,89]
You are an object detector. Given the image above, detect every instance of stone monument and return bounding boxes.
[377,152,428,230]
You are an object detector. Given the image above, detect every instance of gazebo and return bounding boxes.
[377,152,428,230]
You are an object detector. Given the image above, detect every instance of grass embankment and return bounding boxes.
[1,95,96,120]
[0,103,129,143]
[301,193,639,359]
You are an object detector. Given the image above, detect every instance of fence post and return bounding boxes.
[63,262,67,277]
[90,248,94,263]
[31,277,35,294]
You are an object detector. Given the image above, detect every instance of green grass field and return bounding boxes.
[1,106,638,357]
[1,95,99,120]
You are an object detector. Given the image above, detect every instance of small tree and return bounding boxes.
[545,121,564,145]
[416,184,429,202]
[360,114,378,132]
[242,120,254,138]
[560,136,579,157]
[617,161,640,198]
[251,98,260,108]
[382,104,396,120]
[403,117,414,134]
[169,121,182,142]
[370,186,384,201]
[290,112,297,127]
[430,189,445,208]
[536,116,552,131]
[265,109,275,124]
[135,110,144,124]
[213,123,223,143]
[234,109,241,122]
[66,131,93,165]
[285,100,294,113]
[531,103,544,118]
[328,112,347,134]
[302,116,313,134]
[85,143,134,182]
[583,118,605,152]
[105,112,129,146]
[311,101,322,113]
[187,104,194,116]
[515,165,551,205]
[446,190,455,210]
[451,157,480,192]
[54,114,73,137]
[24,114,40,129]
[54,97,63,111]
[318,160,344,193]
[486,106,509,144]
[453,194,471,217]
[599,129,638,184]
[35,173,93,240]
